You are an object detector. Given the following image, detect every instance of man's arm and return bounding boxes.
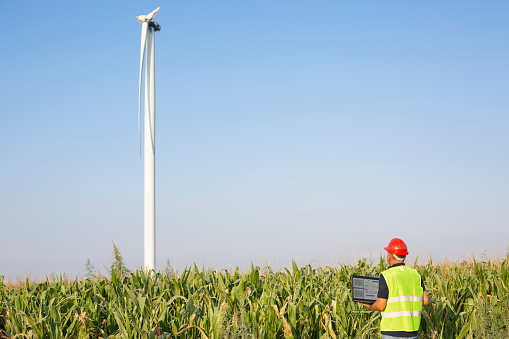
[360,298,387,311]
[423,290,429,306]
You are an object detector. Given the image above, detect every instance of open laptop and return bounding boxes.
[351,275,379,304]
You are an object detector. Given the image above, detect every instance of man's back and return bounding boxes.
[380,265,424,335]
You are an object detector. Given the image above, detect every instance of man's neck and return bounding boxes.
[390,262,405,268]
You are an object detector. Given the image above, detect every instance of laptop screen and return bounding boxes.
[351,275,379,304]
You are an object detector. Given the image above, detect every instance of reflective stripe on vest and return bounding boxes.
[381,311,422,318]
[387,296,423,303]
[380,265,423,333]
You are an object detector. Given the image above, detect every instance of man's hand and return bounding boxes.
[359,298,387,311]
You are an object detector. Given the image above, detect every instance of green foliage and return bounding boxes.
[470,295,509,338]
[84,258,96,280]
[1,253,508,338]
[218,303,256,339]
[163,259,176,279]
[108,241,130,279]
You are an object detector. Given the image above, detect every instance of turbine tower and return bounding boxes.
[137,7,161,272]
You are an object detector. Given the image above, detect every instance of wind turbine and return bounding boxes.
[136,7,161,272]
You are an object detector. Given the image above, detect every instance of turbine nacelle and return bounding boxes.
[136,7,160,23]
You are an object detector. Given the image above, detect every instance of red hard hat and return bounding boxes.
[384,238,409,256]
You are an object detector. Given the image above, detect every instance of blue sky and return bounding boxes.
[1,1,508,278]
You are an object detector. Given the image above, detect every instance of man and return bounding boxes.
[360,238,429,339]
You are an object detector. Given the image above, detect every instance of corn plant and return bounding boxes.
[1,253,508,338]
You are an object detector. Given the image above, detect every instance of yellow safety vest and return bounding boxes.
[380,265,423,332]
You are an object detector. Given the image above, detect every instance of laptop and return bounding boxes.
[351,275,380,304]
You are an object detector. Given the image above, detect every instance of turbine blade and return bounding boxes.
[147,7,160,20]
[148,30,155,151]
[139,22,148,158]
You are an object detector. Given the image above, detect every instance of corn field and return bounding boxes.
[1,254,509,338]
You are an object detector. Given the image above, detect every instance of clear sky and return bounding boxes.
[1,1,508,278]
